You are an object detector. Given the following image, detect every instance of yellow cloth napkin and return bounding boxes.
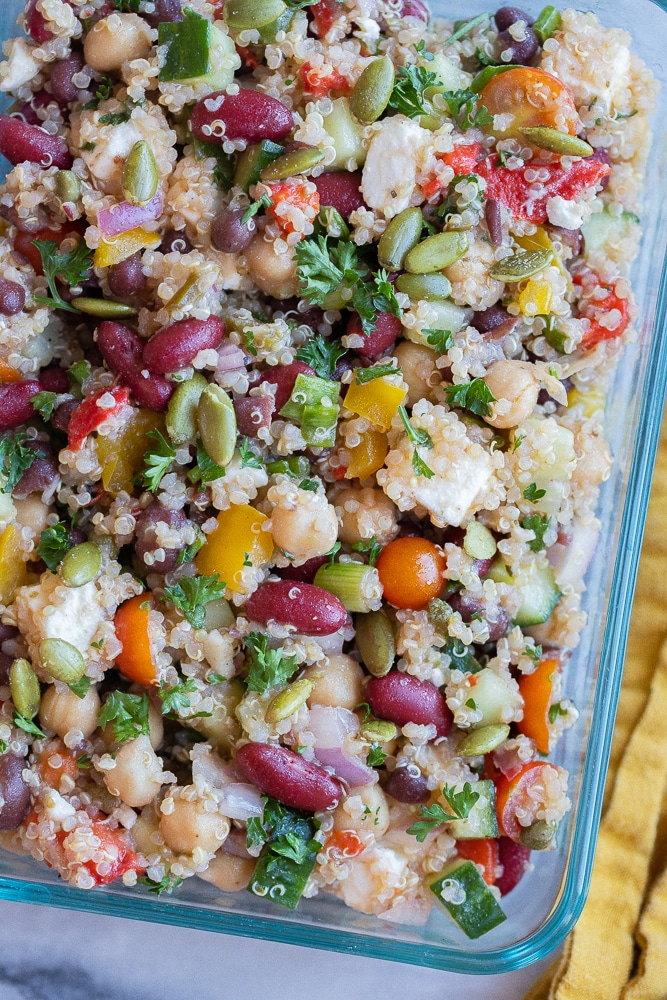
[524,414,667,1000]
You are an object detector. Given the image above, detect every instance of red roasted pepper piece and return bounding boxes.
[476,157,611,224]
[574,274,630,349]
[299,61,349,96]
[67,386,130,451]
[309,0,344,36]
[440,142,483,175]
[55,821,145,886]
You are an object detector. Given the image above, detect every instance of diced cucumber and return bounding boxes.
[430,859,506,939]
[488,559,562,627]
[424,53,473,91]
[159,16,237,90]
[466,667,516,727]
[581,207,640,254]
[447,780,499,840]
[404,299,469,346]
[323,98,366,170]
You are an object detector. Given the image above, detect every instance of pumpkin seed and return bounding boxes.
[519,819,558,851]
[257,7,293,41]
[61,542,101,588]
[396,272,453,301]
[488,248,553,282]
[53,169,81,205]
[122,140,159,207]
[520,126,594,157]
[166,372,208,445]
[360,719,397,743]
[463,522,497,561]
[40,638,86,684]
[378,207,423,270]
[457,723,510,756]
[9,658,41,719]
[404,231,469,274]
[265,678,313,723]
[224,0,286,31]
[355,608,395,677]
[74,298,138,318]
[197,384,237,467]
[350,56,395,124]
[260,146,325,182]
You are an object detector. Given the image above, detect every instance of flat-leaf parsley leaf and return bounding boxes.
[444,378,496,417]
[163,574,227,629]
[244,632,299,694]
[98,691,150,743]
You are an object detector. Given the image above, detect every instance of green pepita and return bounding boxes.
[378,207,423,271]
[488,248,553,282]
[463,522,497,561]
[40,638,86,684]
[61,542,102,588]
[457,723,510,757]
[318,205,349,239]
[74,298,138,318]
[53,169,81,205]
[257,6,293,41]
[122,140,159,207]
[354,608,395,677]
[197,384,238,467]
[520,126,594,157]
[224,0,286,31]
[265,678,314,723]
[519,819,558,851]
[470,64,518,94]
[166,372,208,446]
[260,146,325,182]
[350,56,395,124]
[404,231,469,274]
[395,272,453,301]
[9,658,41,720]
[360,719,397,743]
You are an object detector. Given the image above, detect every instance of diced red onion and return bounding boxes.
[97,191,163,238]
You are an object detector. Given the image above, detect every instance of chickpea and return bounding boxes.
[243,237,299,299]
[83,13,153,73]
[332,782,390,838]
[159,788,230,855]
[103,734,165,808]
[303,654,364,711]
[132,804,160,856]
[392,342,440,408]
[39,683,100,739]
[198,852,255,892]
[270,486,338,564]
[571,428,612,491]
[148,701,164,751]
[334,487,397,547]
[484,360,540,429]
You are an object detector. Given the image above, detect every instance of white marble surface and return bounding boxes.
[0,899,556,1000]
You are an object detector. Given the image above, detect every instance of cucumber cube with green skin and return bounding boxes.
[324,98,366,170]
[234,140,285,193]
[447,780,499,840]
[160,15,238,90]
[279,373,340,422]
[581,207,640,254]
[430,859,507,939]
[487,559,561,627]
[467,667,516,728]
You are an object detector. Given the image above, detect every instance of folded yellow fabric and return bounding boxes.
[523,416,667,1000]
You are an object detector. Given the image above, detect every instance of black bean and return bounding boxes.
[144,0,184,28]
[448,590,510,642]
[494,6,534,30]
[470,303,511,333]
[549,225,583,257]
[385,766,430,804]
[210,208,255,254]
[107,252,146,298]
[0,754,31,831]
[160,229,193,255]
[50,53,84,104]
[13,440,59,498]
[497,25,539,64]
[485,198,503,247]
[0,278,26,316]
[0,624,18,644]
[51,397,79,433]
[135,502,188,575]
[0,652,11,686]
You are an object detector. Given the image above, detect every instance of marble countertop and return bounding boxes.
[0,899,556,1000]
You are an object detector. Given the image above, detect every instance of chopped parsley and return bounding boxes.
[415,40,434,61]
[241,193,273,225]
[244,632,299,694]
[76,752,92,769]
[465,697,477,709]
[298,478,319,492]
[36,522,72,571]
[31,238,93,314]
[425,328,454,353]
[524,644,543,664]
[177,526,206,565]
[354,363,401,384]
[387,62,442,118]
[351,536,382,566]
[163,574,227,629]
[188,438,226,486]
[80,142,96,152]
[138,872,184,896]
[520,513,551,552]
[366,743,387,767]
[512,432,525,453]
[327,540,341,566]
[246,797,321,908]
[523,482,546,503]
[141,430,176,492]
[445,11,491,45]
[444,378,496,417]
[99,691,150,743]
[98,98,141,126]
[83,75,114,111]
[296,336,348,378]
[13,713,45,738]
[113,0,141,11]
[442,89,493,130]
[406,782,480,842]
[549,701,569,724]
[158,677,198,715]
[68,360,91,386]
[239,437,264,470]
[68,676,91,700]
[496,149,510,168]
[398,404,435,479]
[31,391,57,421]
[0,740,7,754]
[356,701,372,722]
[0,433,42,494]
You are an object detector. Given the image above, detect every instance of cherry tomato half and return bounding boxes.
[480,67,579,143]
[495,761,564,841]
[376,536,446,610]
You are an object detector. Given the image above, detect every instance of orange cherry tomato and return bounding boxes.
[376,537,446,610]
[480,67,579,143]
[517,656,560,754]
[495,761,561,841]
[114,594,158,686]
[456,838,499,886]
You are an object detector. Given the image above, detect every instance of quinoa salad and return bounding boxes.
[0,0,657,941]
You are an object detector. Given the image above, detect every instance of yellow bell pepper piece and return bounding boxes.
[345,430,388,480]
[93,227,162,267]
[0,524,28,604]
[518,278,553,317]
[196,504,273,592]
[567,388,605,418]
[163,273,198,310]
[344,377,407,432]
[98,409,165,494]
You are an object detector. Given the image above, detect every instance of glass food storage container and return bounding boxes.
[1,0,666,974]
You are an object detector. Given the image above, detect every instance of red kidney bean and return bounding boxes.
[384,765,430,804]
[233,394,275,436]
[96,320,173,411]
[236,742,343,812]
[312,171,365,220]
[495,837,531,895]
[13,440,59,498]
[50,53,85,104]
[25,0,53,42]
[51,397,79,432]
[0,380,42,431]
[144,0,184,26]
[399,0,429,19]
[347,311,401,360]
[0,278,26,316]
[245,580,347,636]
[0,623,18,644]
[124,369,174,412]
[494,6,534,29]
[107,253,146,298]
[470,304,511,334]
[142,316,225,374]
[485,198,503,247]
[191,90,294,145]
[160,229,193,255]
[256,360,317,411]
[37,367,67,394]
[210,208,255,254]
[497,25,539,64]
[548,225,583,257]
[134,503,188,575]
[366,671,452,738]
[13,90,65,127]
[0,753,31,831]
[278,554,329,584]
[448,591,510,642]
[0,115,72,169]
[588,147,611,190]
